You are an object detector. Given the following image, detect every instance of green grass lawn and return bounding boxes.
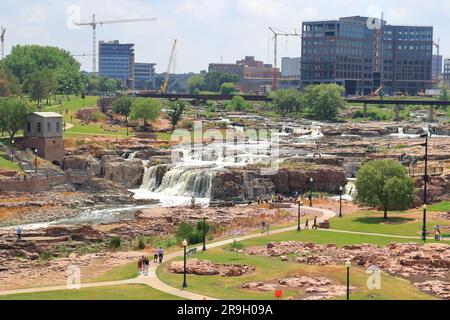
[0,152,21,172]
[329,211,449,237]
[0,284,184,300]
[428,201,450,213]
[157,245,436,300]
[84,262,138,283]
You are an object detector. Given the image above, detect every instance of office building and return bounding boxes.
[134,63,156,90]
[432,55,443,82]
[98,40,135,88]
[444,59,450,84]
[301,16,433,96]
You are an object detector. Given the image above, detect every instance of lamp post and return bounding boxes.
[420,133,430,241]
[297,199,303,232]
[34,148,38,174]
[182,239,188,288]
[345,260,351,301]
[202,216,208,251]
[309,177,314,207]
[339,186,343,218]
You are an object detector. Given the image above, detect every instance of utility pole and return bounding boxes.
[75,15,157,73]
[268,27,301,91]
[0,26,5,60]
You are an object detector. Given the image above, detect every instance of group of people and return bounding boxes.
[261,221,271,234]
[138,256,150,276]
[304,216,319,230]
[137,247,165,276]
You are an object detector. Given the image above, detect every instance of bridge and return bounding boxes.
[134,92,450,122]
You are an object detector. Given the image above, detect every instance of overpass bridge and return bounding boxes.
[133,92,450,122]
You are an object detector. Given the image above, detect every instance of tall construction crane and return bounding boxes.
[0,26,5,60]
[75,14,157,73]
[269,27,301,91]
[160,39,177,94]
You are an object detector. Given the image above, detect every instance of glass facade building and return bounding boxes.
[301,16,433,96]
[99,40,135,87]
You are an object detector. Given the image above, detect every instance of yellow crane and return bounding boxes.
[75,14,157,73]
[161,39,178,94]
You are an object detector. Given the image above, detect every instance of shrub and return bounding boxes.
[108,236,122,250]
[39,251,54,261]
[136,237,146,250]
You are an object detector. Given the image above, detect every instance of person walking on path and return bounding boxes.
[265,223,270,235]
[261,221,266,234]
[312,217,318,230]
[16,227,22,241]
[143,257,149,276]
[138,257,143,275]
[305,219,309,230]
[158,247,165,264]
[153,249,159,263]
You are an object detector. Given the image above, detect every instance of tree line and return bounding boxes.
[270,84,346,121]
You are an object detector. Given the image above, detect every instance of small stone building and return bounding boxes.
[23,112,65,167]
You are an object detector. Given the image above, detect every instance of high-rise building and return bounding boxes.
[134,63,156,90]
[432,55,443,82]
[301,16,433,96]
[444,59,450,84]
[98,40,135,88]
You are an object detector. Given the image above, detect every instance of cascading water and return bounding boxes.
[142,166,214,198]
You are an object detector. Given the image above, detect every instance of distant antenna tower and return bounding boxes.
[0,27,5,60]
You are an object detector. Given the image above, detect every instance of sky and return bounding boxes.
[1,0,450,73]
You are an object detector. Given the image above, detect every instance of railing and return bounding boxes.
[408,167,444,177]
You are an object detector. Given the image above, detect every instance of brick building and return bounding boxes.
[23,112,65,167]
[208,56,280,93]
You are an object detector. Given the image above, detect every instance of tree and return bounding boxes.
[271,89,303,115]
[24,69,57,108]
[167,100,187,132]
[303,84,346,120]
[204,72,239,92]
[187,75,205,94]
[113,96,133,135]
[225,96,251,111]
[439,82,449,100]
[220,82,239,95]
[354,160,415,220]
[1,45,80,94]
[0,68,13,97]
[0,97,34,140]
[130,98,161,132]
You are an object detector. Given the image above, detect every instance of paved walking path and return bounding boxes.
[0,206,423,300]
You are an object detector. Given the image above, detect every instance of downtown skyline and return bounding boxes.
[1,0,450,73]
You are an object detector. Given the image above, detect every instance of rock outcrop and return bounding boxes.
[103,159,144,189]
[168,259,253,277]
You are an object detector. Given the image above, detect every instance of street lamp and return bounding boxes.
[202,216,208,251]
[345,260,351,301]
[297,199,303,232]
[34,148,38,174]
[182,239,188,288]
[339,186,344,218]
[422,204,427,241]
[309,178,314,207]
[420,133,430,241]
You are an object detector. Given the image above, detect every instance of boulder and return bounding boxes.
[103,159,144,188]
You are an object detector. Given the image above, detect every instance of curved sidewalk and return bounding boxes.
[0,206,424,300]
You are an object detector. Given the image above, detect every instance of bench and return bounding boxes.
[187,248,197,256]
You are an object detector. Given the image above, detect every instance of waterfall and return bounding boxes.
[398,127,405,135]
[141,165,215,198]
